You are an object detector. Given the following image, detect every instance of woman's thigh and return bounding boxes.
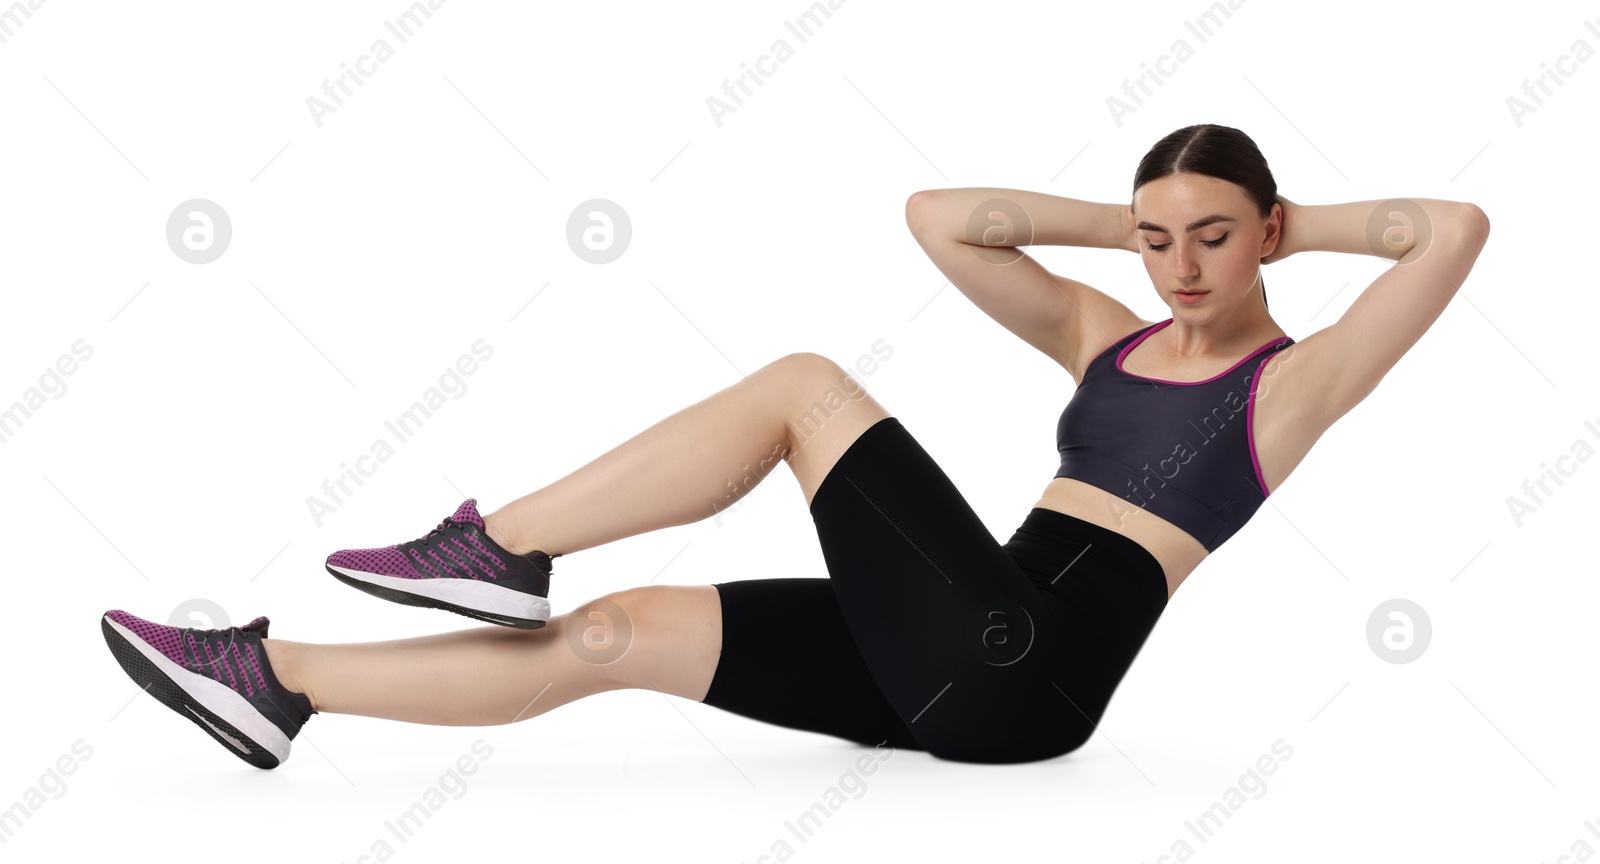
[806,417,1088,764]
[699,577,924,752]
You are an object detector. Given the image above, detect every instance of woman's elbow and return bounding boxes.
[905,189,945,236]
[1463,203,1490,239]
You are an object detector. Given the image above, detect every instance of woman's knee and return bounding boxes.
[770,352,888,455]
[770,351,842,376]
[766,352,860,396]
[566,586,722,698]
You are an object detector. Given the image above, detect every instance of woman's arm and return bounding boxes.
[905,188,1142,378]
[908,187,1137,251]
[1276,197,1490,426]
[1272,197,1479,261]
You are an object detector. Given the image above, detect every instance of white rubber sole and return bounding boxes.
[103,617,292,765]
[328,565,552,623]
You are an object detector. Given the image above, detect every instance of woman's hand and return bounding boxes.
[1119,202,1141,253]
[1260,195,1298,265]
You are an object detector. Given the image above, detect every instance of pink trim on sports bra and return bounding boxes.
[1246,351,1282,497]
[1115,319,1290,386]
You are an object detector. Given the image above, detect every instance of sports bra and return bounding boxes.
[1054,319,1296,553]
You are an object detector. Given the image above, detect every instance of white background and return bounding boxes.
[1,0,1593,861]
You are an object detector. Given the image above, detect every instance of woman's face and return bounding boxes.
[1131,173,1277,320]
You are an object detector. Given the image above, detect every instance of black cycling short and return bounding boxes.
[700,416,1170,764]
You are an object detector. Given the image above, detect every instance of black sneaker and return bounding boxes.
[325,498,558,629]
[100,610,315,769]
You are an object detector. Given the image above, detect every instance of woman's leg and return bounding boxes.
[262,585,722,724]
[266,354,892,728]
[699,577,923,751]
[803,416,1130,764]
[482,353,890,556]
[262,576,925,754]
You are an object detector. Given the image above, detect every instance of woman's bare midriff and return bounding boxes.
[1032,477,1208,601]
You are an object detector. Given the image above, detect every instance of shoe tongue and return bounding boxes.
[449,499,485,530]
[242,616,270,638]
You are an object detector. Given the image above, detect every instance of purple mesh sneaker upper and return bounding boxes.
[106,609,189,667]
[102,609,315,733]
[327,499,530,581]
[449,499,486,529]
[325,498,555,596]
[322,498,558,629]
[327,545,412,576]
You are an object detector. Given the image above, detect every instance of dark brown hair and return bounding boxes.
[1133,124,1277,309]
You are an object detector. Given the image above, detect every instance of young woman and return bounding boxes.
[100,124,1490,768]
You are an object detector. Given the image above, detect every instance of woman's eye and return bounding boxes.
[1145,234,1228,252]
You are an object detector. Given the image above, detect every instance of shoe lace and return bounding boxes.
[417,518,464,547]
[183,625,245,657]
